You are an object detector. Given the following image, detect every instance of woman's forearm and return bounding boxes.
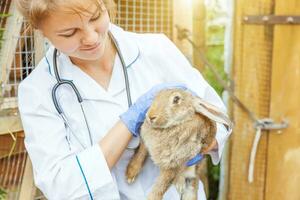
[98,120,133,169]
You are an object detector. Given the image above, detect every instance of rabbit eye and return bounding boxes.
[173,96,181,104]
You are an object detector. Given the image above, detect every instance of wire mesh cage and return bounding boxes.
[115,0,173,38]
[0,0,175,199]
[0,132,27,200]
[0,0,35,110]
[0,0,36,199]
[1,21,35,109]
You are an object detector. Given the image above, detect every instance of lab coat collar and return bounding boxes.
[109,23,140,68]
[46,23,140,103]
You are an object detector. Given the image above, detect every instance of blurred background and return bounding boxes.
[0,0,299,199]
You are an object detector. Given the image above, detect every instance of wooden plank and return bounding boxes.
[19,156,36,200]
[265,0,300,199]
[0,115,23,135]
[0,132,25,159]
[192,0,205,72]
[173,0,193,61]
[0,1,23,85]
[0,97,18,110]
[228,0,274,199]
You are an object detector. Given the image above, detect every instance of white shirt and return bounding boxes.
[18,24,231,200]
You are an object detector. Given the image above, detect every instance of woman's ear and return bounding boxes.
[192,97,233,131]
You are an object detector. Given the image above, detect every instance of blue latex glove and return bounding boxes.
[186,154,204,166]
[120,82,190,136]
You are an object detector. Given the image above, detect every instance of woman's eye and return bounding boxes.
[60,30,76,38]
[90,13,101,22]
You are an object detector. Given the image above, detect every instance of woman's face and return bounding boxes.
[39,3,110,62]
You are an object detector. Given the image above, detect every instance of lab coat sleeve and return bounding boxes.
[157,34,232,165]
[18,81,119,199]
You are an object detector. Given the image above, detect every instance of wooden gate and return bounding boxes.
[228,0,300,199]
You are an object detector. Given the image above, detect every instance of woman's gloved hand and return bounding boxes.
[185,138,218,166]
[120,82,189,137]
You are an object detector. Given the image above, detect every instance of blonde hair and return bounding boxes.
[16,0,116,29]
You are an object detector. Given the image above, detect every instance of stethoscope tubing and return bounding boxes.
[109,31,132,107]
[51,30,133,149]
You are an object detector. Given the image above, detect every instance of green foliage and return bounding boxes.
[0,27,5,41]
[207,156,220,200]
[0,187,7,200]
[203,43,227,96]
[0,13,11,18]
[204,18,227,97]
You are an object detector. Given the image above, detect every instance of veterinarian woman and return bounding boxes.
[17,0,231,199]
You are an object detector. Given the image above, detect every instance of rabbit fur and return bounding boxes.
[125,88,232,200]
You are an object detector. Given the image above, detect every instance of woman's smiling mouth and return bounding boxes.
[80,42,101,51]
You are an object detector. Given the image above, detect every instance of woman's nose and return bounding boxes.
[81,26,98,45]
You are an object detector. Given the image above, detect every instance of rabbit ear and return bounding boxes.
[193,97,233,131]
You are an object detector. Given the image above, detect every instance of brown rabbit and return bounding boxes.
[126,88,232,200]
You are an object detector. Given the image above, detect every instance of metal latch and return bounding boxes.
[243,15,300,25]
[248,118,288,183]
[254,118,289,131]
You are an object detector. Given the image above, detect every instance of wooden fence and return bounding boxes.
[227,0,300,199]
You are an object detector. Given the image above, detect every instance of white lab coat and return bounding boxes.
[18,24,231,200]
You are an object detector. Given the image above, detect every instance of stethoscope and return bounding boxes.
[50,31,133,150]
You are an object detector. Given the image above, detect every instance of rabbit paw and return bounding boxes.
[126,163,141,184]
[174,175,185,195]
[147,193,162,200]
